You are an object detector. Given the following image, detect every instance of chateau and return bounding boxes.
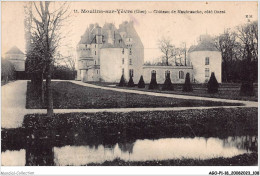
[77,21,221,84]
[77,21,143,83]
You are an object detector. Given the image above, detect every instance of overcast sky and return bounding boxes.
[1,1,258,62]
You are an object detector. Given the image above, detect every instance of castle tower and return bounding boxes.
[188,35,222,83]
[5,46,25,71]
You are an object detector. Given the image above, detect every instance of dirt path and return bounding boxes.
[2,80,30,128]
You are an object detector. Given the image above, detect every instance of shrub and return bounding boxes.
[207,72,219,93]
[148,73,158,89]
[240,61,255,96]
[118,75,126,87]
[1,58,16,83]
[52,65,76,80]
[137,75,145,88]
[240,81,254,96]
[128,75,135,87]
[162,74,174,91]
[182,73,193,92]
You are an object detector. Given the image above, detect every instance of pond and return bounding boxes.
[1,136,257,166]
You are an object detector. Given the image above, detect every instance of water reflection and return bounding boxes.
[1,136,257,166]
[53,136,256,166]
[1,149,26,166]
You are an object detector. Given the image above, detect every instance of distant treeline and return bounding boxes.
[1,59,76,83]
[144,21,258,83]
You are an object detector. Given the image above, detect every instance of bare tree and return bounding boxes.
[25,2,70,116]
[58,47,76,72]
[236,21,258,63]
[158,38,178,66]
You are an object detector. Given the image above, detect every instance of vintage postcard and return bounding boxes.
[1,1,258,175]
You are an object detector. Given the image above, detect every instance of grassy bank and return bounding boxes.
[2,107,257,166]
[26,81,242,109]
[87,153,258,166]
[4,108,256,151]
[91,82,258,102]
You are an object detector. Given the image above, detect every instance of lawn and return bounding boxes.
[91,82,258,102]
[26,81,242,109]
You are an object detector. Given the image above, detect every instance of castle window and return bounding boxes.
[129,58,132,65]
[95,61,96,65]
[179,71,184,79]
[129,69,134,77]
[205,68,210,77]
[122,48,124,54]
[95,51,96,55]
[129,48,132,55]
[97,70,99,74]
[165,70,170,78]
[122,58,124,65]
[205,57,209,65]
[122,68,124,76]
[95,44,96,48]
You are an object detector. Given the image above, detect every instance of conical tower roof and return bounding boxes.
[6,46,24,55]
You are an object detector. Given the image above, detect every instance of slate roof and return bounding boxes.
[78,28,93,44]
[6,46,24,55]
[101,31,127,48]
[79,23,127,48]
[188,35,219,52]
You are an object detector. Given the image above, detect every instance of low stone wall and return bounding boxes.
[143,66,193,84]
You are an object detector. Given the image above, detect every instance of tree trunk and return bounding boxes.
[41,72,45,105]
[46,64,53,117]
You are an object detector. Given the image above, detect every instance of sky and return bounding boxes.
[1,1,258,62]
